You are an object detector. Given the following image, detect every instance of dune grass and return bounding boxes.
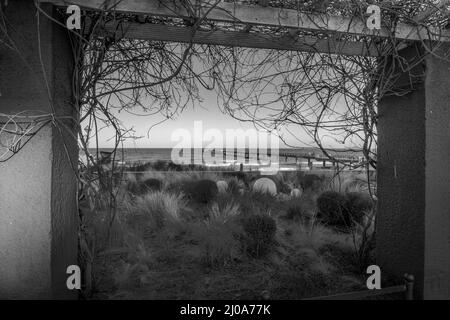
[84,168,376,300]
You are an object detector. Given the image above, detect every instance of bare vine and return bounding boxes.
[2,0,450,293]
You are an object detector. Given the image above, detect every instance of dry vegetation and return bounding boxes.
[79,168,377,300]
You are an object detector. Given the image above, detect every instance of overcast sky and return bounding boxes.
[94,86,346,150]
[93,48,354,150]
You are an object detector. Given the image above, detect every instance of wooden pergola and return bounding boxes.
[0,0,449,299]
[49,0,450,56]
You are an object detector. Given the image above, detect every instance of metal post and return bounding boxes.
[404,274,415,300]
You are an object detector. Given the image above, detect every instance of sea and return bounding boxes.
[82,148,361,172]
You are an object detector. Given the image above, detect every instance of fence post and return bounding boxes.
[404,274,415,300]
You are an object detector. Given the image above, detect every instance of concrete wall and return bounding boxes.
[377,44,450,299]
[0,128,53,298]
[423,45,450,299]
[0,1,78,299]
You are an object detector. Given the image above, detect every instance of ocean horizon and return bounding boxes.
[81,147,363,172]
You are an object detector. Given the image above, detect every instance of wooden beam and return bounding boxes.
[89,21,378,56]
[413,0,450,23]
[42,0,450,42]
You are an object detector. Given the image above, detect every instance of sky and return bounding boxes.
[94,86,326,150]
[93,89,349,150]
[92,49,354,150]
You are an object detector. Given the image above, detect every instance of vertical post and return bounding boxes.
[404,274,415,300]
[377,44,450,299]
[0,1,78,299]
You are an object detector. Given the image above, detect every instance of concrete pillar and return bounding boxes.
[0,1,78,299]
[377,44,450,299]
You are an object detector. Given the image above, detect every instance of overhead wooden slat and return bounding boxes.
[41,0,450,42]
[413,0,450,23]
[89,21,379,56]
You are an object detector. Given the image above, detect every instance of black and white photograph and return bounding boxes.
[0,0,449,305]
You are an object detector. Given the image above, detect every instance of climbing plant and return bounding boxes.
[1,0,450,296]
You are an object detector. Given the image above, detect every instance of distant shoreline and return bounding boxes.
[85,147,366,156]
[81,147,373,173]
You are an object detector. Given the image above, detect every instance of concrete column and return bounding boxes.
[0,1,78,299]
[377,44,450,299]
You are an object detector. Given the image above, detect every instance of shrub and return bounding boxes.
[191,202,243,267]
[253,178,277,196]
[197,220,243,267]
[224,172,248,185]
[239,191,276,214]
[301,174,322,192]
[140,178,163,193]
[185,179,218,203]
[285,201,306,221]
[167,161,183,171]
[209,201,240,224]
[284,193,317,223]
[316,191,350,229]
[128,162,153,173]
[151,160,168,171]
[134,172,145,183]
[290,188,303,198]
[129,191,186,234]
[345,192,374,225]
[126,180,142,195]
[216,180,229,194]
[239,214,277,258]
[342,178,368,193]
[278,182,291,194]
[126,178,163,195]
[226,176,246,195]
